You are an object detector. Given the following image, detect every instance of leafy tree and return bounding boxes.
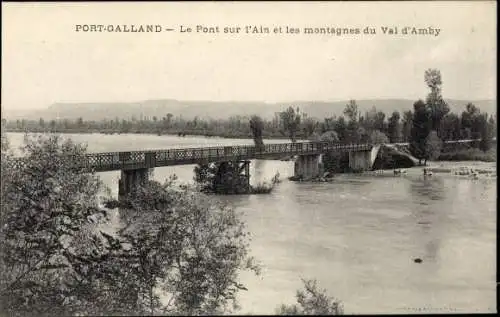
[194,162,251,195]
[343,100,359,123]
[401,110,413,142]
[311,131,347,174]
[440,113,461,141]
[424,69,449,134]
[488,114,497,140]
[317,131,339,142]
[387,111,401,143]
[423,131,442,164]
[76,117,84,128]
[280,107,302,142]
[249,115,265,151]
[343,100,360,143]
[461,103,480,139]
[101,180,261,315]
[276,279,343,315]
[478,113,492,151]
[369,130,389,144]
[356,126,370,143]
[302,117,318,140]
[410,100,432,164]
[0,134,111,316]
[373,111,386,133]
[320,117,336,134]
[333,116,348,143]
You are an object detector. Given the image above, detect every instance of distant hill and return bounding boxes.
[3,98,496,121]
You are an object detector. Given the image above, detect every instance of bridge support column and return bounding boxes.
[118,168,150,199]
[348,150,372,172]
[294,154,321,180]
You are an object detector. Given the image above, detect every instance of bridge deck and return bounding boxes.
[9,139,488,172]
[11,141,372,172]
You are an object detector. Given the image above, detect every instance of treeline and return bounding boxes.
[3,69,496,161]
[3,100,496,144]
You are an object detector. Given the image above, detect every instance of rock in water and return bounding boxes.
[413,258,423,263]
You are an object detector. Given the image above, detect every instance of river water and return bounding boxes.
[5,133,497,314]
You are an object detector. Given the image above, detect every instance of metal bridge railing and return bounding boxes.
[9,139,480,172]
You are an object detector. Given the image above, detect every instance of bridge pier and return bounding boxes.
[294,154,322,180]
[348,150,373,172]
[118,168,150,199]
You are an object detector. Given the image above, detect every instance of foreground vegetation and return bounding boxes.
[0,134,342,316]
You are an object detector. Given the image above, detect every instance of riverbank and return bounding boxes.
[438,148,496,162]
[4,127,292,140]
[5,129,495,163]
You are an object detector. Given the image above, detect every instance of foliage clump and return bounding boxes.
[276,279,343,315]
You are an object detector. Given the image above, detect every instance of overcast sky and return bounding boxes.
[1,1,496,111]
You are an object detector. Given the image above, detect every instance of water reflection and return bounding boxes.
[253,159,266,184]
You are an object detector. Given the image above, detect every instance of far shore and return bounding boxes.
[5,128,496,163]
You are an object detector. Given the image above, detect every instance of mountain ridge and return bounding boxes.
[3,98,496,121]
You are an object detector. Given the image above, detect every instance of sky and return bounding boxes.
[1,1,497,111]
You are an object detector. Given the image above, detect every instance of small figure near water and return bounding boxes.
[272,171,281,184]
[423,168,432,176]
[394,169,407,175]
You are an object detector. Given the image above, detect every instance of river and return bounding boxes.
[5,133,497,314]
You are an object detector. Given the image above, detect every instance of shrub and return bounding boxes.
[276,279,343,315]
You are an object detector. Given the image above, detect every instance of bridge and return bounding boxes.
[10,138,491,197]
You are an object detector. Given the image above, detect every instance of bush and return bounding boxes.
[250,182,274,194]
[276,279,343,315]
[438,148,496,162]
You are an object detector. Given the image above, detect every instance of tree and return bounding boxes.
[280,107,301,142]
[440,113,461,141]
[478,113,492,151]
[373,111,386,133]
[387,111,401,143]
[249,115,265,151]
[0,135,111,316]
[99,180,261,315]
[424,131,442,164]
[311,131,346,174]
[401,110,413,142]
[276,279,343,315]
[343,100,359,123]
[302,117,318,140]
[488,114,497,140]
[76,117,84,128]
[460,103,480,139]
[333,116,348,143]
[194,162,251,195]
[424,69,449,134]
[410,100,432,164]
[369,130,389,144]
[343,100,360,143]
[317,131,339,142]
